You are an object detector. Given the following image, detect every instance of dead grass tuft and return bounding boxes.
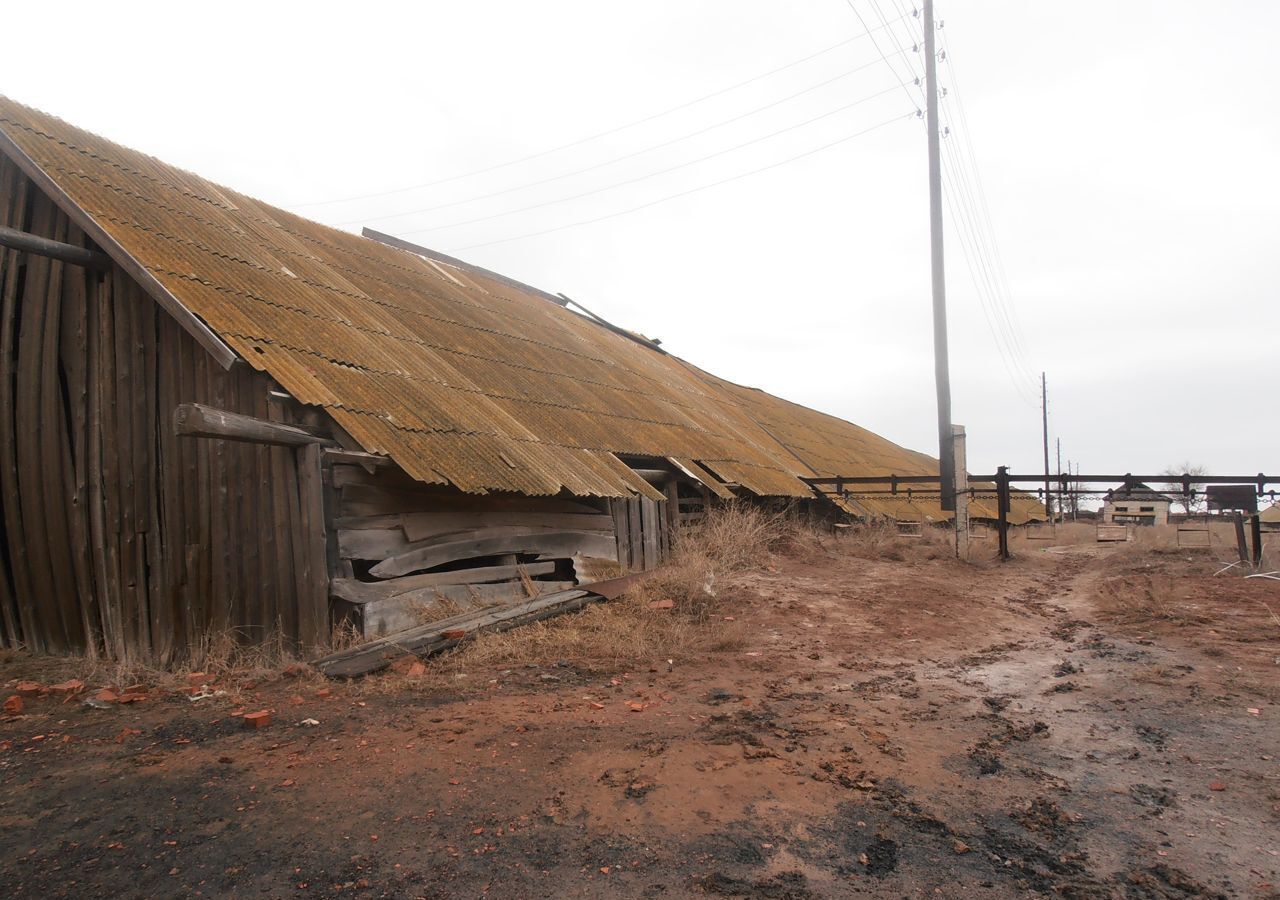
[1094,574,1213,627]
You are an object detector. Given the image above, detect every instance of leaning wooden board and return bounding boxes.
[360,580,576,637]
[370,531,617,578]
[315,589,595,677]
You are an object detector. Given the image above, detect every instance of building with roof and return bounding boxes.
[1100,483,1175,526]
[0,96,1041,660]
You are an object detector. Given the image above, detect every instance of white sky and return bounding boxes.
[4,1,1277,479]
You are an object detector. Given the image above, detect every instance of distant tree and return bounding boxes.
[1159,463,1208,516]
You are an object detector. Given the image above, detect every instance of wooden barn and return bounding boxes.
[0,97,1041,662]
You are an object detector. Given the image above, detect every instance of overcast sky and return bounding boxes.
[4,1,1276,480]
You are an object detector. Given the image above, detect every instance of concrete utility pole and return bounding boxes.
[1056,437,1063,524]
[923,0,954,511]
[1041,372,1051,520]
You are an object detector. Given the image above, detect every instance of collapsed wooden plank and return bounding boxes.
[340,523,613,562]
[370,531,616,578]
[360,580,576,637]
[330,561,557,603]
[314,589,595,677]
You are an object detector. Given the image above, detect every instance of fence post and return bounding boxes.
[996,465,1011,560]
[1233,513,1249,564]
[1250,514,1263,566]
[953,425,969,561]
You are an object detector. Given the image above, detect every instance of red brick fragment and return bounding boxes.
[442,629,467,640]
[15,681,43,697]
[3,695,22,715]
[243,710,272,729]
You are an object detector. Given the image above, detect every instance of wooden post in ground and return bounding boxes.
[1249,514,1263,566]
[1233,513,1249,564]
[996,466,1011,560]
[952,425,969,561]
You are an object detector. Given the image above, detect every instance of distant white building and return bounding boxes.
[1100,483,1175,526]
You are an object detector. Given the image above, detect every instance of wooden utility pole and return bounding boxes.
[1041,372,1051,520]
[923,0,954,511]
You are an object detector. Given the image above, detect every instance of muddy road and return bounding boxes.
[2,543,1277,897]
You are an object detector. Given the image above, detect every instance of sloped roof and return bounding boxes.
[0,95,1041,521]
[1102,483,1176,503]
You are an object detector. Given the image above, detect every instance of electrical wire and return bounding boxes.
[393,83,905,236]
[287,12,911,209]
[332,50,913,228]
[842,0,921,111]
[938,24,1037,368]
[450,110,916,251]
[848,0,1040,398]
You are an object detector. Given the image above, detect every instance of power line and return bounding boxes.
[394,83,905,237]
[842,0,921,111]
[287,12,911,209]
[936,20,1037,368]
[450,111,916,251]
[864,0,1039,399]
[336,50,914,228]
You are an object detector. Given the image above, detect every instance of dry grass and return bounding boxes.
[374,505,803,685]
[1093,574,1213,627]
[837,520,953,561]
[0,627,320,701]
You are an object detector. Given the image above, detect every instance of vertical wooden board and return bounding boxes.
[15,195,64,649]
[91,271,125,659]
[626,498,642,572]
[610,499,630,569]
[267,390,299,645]
[155,311,187,659]
[243,369,266,639]
[250,374,278,641]
[639,497,658,571]
[58,235,99,653]
[0,169,37,648]
[296,442,329,652]
[137,295,170,662]
[113,271,147,652]
[206,350,231,636]
[40,210,86,649]
[177,327,206,648]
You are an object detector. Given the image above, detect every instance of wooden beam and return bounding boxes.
[0,225,111,269]
[331,561,557,604]
[0,129,239,369]
[173,402,332,447]
[370,531,617,578]
[315,588,594,677]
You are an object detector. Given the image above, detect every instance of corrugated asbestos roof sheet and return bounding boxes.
[0,96,1041,517]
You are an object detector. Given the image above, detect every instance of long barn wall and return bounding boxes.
[0,158,326,661]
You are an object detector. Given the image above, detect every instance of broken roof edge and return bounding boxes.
[0,123,239,370]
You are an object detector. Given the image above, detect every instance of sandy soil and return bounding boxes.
[2,541,1277,898]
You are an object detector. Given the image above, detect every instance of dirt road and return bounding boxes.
[2,542,1277,897]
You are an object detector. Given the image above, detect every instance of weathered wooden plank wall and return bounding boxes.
[0,159,326,660]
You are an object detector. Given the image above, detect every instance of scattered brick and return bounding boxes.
[243,710,272,729]
[3,695,22,715]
